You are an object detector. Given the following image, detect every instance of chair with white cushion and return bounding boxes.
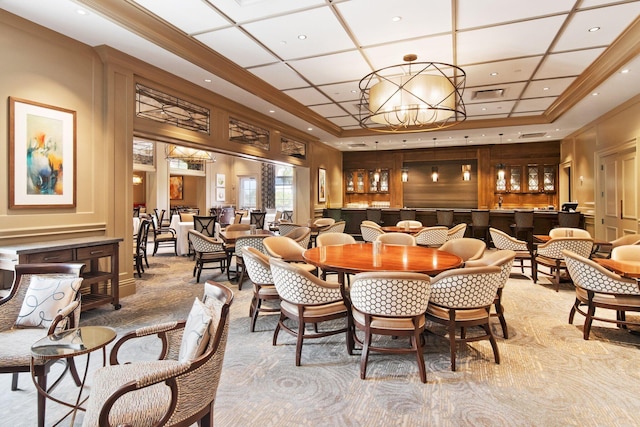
[396,220,422,228]
[549,227,591,238]
[283,226,311,249]
[414,226,448,247]
[376,232,416,246]
[350,271,431,383]
[242,247,280,332]
[269,258,349,366]
[533,237,594,291]
[490,227,532,274]
[0,263,84,427]
[446,223,468,241]
[81,281,233,427]
[610,244,640,261]
[563,250,640,340]
[317,232,357,247]
[360,223,385,243]
[188,229,227,283]
[438,238,485,262]
[263,236,317,274]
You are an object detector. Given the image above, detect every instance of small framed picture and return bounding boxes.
[216,173,225,187]
[318,168,326,203]
[216,187,226,202]
[169,175,183,200]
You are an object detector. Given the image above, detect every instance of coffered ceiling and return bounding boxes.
[2,0,640,151]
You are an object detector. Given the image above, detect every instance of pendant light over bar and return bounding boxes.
[359,54,466,133]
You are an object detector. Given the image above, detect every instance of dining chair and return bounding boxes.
[533,237,594,291]
[150,217,178,256]
[133,219,151,278]
[188,229,227,283]
[438,238,485,262]
[350,271,431,383]
[250,211,267,229]
[179,211,195,223]
[445,223,467,241]
[396,220,422,228]
[549,227,591,238]
[277,223,302,237]
[282,226,311,249]
[563,249,640,340]
[414,226,448,247]
[269,258,349,366]
[194,215,217,237]
[234,211,245,224]
[282,210,294,222]
[313,217,336,227]
[361,220,382,229]
[470,209,491,244]
[489,227,533,274]
[268,210,283,230]
[510,210,534,250]
[360,223,385,243]
[436,209,454,227]
[611,244,640,261]
[365,208,382,225]
[592,233,640,258]
[376,232,416,246]
[263,236,317,274]
[399,209,416,220]
[133,206,140,217]
[0,263,84,427]
[465,250,517,338]
[233,236,269,289]
[426,265,503,371]
[242,247,280,332]
[319,220,346,234]
[557,211,581,228]
[81,281,233,427]
[317,232,356,247]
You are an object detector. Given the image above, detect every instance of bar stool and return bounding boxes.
[557,211,581,228]
[366,208,383,225]
[511,210,534,251]
[399,209,416,221]
[436,209,454,227]
[470,209,490,245]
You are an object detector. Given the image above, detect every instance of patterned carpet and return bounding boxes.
[2,249,640,426]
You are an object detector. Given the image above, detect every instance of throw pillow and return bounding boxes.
[178,297,213,362]
[15,275,82,329]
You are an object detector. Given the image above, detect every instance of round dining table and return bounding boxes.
[380,226,424,234]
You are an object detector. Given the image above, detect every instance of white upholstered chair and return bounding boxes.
[438,238,485,262]
[533,237,594,291]
[376,232,417,246]
[414,226,448,247]
[282,226,312,249]
[446,223,468,241]
[242,247,280,332]
[396,220,422,228]
[549,227,591,238]
[360,223,385,243]
[490,227,532,274]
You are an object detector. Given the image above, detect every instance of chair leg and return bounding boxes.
[413,330,427,383]
[37,372,47,427]
[11,372,18,391]
[360,330,371,380]
[199,403,214,427]
[250,297,261,333]
[483,323,501,364]
[584,303,596,340]
[568,298,580,324]
[295,320,305,366]
[448,319,457,372]
[273,312,285,346]
[68,357,82,386]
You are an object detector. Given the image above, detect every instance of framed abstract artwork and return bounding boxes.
[318,168,326,203]
[9,97,77,208]
[169,175,183,200]
[216,187,225,202]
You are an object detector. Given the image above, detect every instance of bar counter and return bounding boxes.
[323,208,582,237]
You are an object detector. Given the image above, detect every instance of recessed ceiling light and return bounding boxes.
[481,107,487,111]
[297,34,307,40]
[280,40,287,45]
[490,72,498,76]
[204,79,211,83]
[76,9,88,15]
[588,26,600,32]
[307,127,313,131]
[350,89,357,93]
[543,87,549,91]
[392,16,402,22]
[621,69,630,74]
[592,92,599,96]
[269,109,275,113]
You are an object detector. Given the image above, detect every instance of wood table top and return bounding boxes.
[303,243,463,276]
[595,258,640,279]
[381,226,424,234]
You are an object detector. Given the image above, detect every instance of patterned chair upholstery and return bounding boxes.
[350,271,431,383]
[376,232,416,246]
[0,263,84,427]
[414,226,448,247]
[283,226,311,249]
[426,265,503,371]
[446,223,468,241]
[361,220,382,229]
[242,247,280,332]
[233,236,268,290]
[319,220,346,234]
[188,229,227,283]
[81,281,233,427]
[360,224,385,243]
[313,218,336,227]
[133,219,151,278]
[549,227,591,238]
[465,250,517,338]
[533,237,594,291]
[563,250,640,340]
[490,227,532,274]
[277,223,302,237]
[439,238,485,262]
[396,220,422,228]
[269,258,349,366]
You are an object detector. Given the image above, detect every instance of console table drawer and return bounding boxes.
[25,250,74,263]
[76,244,114,259]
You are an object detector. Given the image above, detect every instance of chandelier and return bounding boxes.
[165,144,215,163]
[359,54,466,133]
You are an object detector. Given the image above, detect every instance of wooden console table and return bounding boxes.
[0,237,122,311]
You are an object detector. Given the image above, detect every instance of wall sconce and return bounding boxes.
[462,164,471,181]
[431,166,439,182]
[132,174,143,185]
[373,169,380,183]
[496,163,505,180]
[401,167,409,182]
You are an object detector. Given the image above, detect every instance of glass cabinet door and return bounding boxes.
[509,166,521,192]
[356,171,365,192]
[345,172,355,192]
[527,165,539,192]
[379,170,389,192]
[543,166,555,192]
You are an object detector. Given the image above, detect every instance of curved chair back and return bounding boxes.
[317,232,356,246]
[188,229,225,253]
[313,218,336,227]
[225,223,251,232]
[490,227,528,251]
[269,258,342,305]
[250,211,266,229]
[194,215,217,237]
[179,212,195,223]
[263,236,306,262]
[277,223,302,236]
[549,227,591,238]
[320,220,346,234]
[241,246,273,285]
[414,226,448,247]
[351,271,431,317]
[376,232,416,246]
[611,233,640,248]
[430,266,502,308]
[611,244,640,261]
[465,250,516,288]
[396,220,422,228]
[436,209,454,227]
[360,224,385,242]
[563,250,638,294]
[439,238,485,261]
[283,226,311,248]
[446,223,467,241]
[361,220,382,229]
[234,235,268,256]
[537,237,594,260]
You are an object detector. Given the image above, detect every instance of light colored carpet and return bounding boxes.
[1,249,640,426]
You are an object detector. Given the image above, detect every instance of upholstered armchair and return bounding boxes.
[233,235,268,289]
[549,227,591,238]
[269,258,349,366]
[465,250,517,338]
[317,232,357,246]
[490,227,532,274]
[426,265,503,371]
[563,249,640,340]
[396,220,422,228]
[277,223,302,237]
[376,232,417,246]
[438,238,485,262]
[360,223,385,243]
[533,237,594,291]
[350,271,431,383]
[446,223,468,241]
[188,230,227,283]
[81,281,233,427]
[263,236,317,274]
[282,226,311,249]
[242,247,280,332]
[0,263,84,427]
[414,226,448,247]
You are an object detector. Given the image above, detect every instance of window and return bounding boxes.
[275,165,294,210]
[239,176,257,210]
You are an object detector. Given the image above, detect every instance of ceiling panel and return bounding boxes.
[288,50,372,86]
[534,48,606,79]
[249,63,309,90]
[522,77,575,98]
[283,87,332,106]
[133,0,230,33]
[362,34,454,70]
[206,0,325,23]
[195,27,278,68]
[457,0,575,29]
[462,57,542,87]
